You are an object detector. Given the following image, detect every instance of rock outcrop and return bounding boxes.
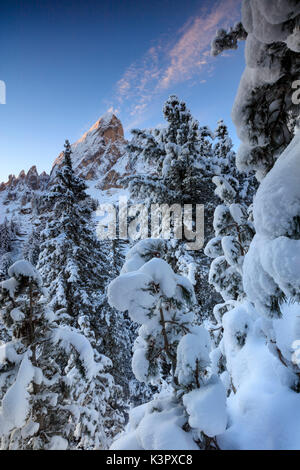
[52,113,129,188]
[0,113,131,225]
[0,166,50,194]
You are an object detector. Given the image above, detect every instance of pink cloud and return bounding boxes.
[112,0,242,125]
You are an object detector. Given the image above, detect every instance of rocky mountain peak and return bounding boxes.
[77,113,124,145]
[52,113,128,187]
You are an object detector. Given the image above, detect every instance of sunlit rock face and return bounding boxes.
[0,113,132,224]
[52,113,129,188]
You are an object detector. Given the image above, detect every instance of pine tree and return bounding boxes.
[209,1,300,399]
[23,225,41,266]
[37,140,125,442]
[211,2,300,180]
[108,238,227,450]
[205,202,254,305]
[122,96,222,320]
[123,95,216,205]
[204,119,256,385]
[0,219,12,256]
[0,219,15,284]
[0,260,119,449]
[211,22,247,57]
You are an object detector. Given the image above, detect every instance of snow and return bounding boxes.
[110,431,143,451]
[213,205,230,235]
[243,133,300,315]
[8,260,42,286]
[108,256,193,326]
[286,28,300,53]
[10,308,25,322]
[1,277,18,298]
[108,271,155,323]
[111,396,199,450]
[175,326,211,387]
[139,258,177,298]
[0,343,21,365]
[253,132,300,239]
[121,238,166,274]
[51,327,100,380]
[218,301,300,450]
[0,353,34,436]
[47,435,69,450]
[213,176,236,202]
[21,420,39,439]
[183,375,227,438]
[229,203,247,225]
[242,0,300,44]
[132,345,149,383]
[99,111,114,126]
[204,237,222,258]
[222,236,242,267]
[232,1,300,179]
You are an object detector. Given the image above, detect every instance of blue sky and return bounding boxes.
[0,0,244,182]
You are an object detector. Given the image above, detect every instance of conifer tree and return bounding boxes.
[0,260,119,449]
[122,97,222,319]
[37,140,125,440]
[0,219,12,256]
[211,1,300,180]
[23,225,41,266]
[208,0,300,397]
[108,239,227,450]
[204,119,256,384]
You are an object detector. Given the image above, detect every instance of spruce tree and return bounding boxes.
[209,0,300,397]
[0,260,118,449]
[122,96,222,320]
[108,238,227,450]
[211,2,300,180]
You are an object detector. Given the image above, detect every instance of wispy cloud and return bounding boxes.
[108,0,242,130]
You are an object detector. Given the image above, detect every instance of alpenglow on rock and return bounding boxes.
[52,113,128,188]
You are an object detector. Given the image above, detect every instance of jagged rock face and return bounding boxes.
[0,167,50,194]
[52,113,128,188]
[0,113,131,225]
[0,167,51,219]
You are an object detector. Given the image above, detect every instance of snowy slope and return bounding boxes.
[0,114,136,264]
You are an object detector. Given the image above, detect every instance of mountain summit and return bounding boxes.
[52,113,126,184]
[0,113,129,224]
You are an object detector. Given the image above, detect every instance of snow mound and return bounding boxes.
[183,375,227,437]
[8,260,41,283]
[110,396,199,450]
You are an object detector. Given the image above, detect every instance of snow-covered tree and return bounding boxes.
[202,1,300,449]
[210,0,300,320]
[123,95,216,205]
[23,225,41,267]
[0,219,12,256]
[211,22,247,57]
[122,97,223,319]
[108,239,227,450]
[0,219,14,282]
[0,260,120,449]
[36,140,126,439]
[204,118,257,387]
[212,1,300,180]
[205,118,256,307]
